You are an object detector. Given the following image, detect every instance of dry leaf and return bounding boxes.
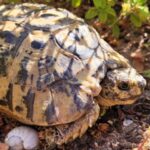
[131,49,144,73]
[98,123,110,133]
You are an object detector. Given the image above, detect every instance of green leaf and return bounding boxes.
[108,0,116,6]
[106,7,116,17]
[71,0,82,7]
[124,0,134,5]
[137,6,150,22]
[112,24,120,38]
[123,0,130,2]
[98,10,108,23]
[93,0,107,8]
[45,0,51,2]
[85,7,98,19]
[106,14,117,25]
[133,0,147,5]
[143,69,150,78]
[122,3,131,14]
[130,14,142,27]
[7,0,21,3]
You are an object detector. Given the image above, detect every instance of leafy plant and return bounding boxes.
[71,0,82,7]
[71,0,150,37]
[85,0,116,22]
[85,0,121,37]
[122,0,150,27]
[6,0,21,3]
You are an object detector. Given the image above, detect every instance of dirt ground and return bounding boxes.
[0,1,150,150]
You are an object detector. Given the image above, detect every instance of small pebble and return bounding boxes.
[123,119,133,126]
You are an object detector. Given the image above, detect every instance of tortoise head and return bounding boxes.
[97,68,146,106]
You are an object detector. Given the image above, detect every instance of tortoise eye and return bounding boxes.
[118,82,130,91]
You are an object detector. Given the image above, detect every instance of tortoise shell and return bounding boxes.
[0,3,146,126]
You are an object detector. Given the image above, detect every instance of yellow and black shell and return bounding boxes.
[0,3,130,126]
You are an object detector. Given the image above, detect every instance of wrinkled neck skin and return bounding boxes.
[95,95,136,107]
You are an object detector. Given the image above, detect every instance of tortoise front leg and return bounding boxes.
[45,103,100,146]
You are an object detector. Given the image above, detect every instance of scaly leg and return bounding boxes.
[44,103,100,146]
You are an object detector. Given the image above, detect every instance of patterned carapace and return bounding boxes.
[0,3,146,138]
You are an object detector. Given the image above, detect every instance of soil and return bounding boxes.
[0,1,150,150]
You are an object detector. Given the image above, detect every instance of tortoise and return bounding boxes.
[0,3,146,146]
